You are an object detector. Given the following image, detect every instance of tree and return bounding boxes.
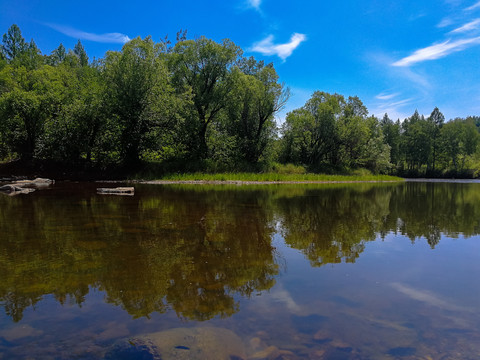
[169,37,241,159]
[225,60,288,166]
[380,113,401,168]
[20,39,43,69]
[103,36,184,166]
[427,107,444,172]
[401,110,431,171]
[280,92,343,168]
[47,43,66,66]
[73,40,89,67]
[40,65,109,165]
[0,24,27,62]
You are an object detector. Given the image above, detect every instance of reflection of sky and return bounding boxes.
[246,231,480,357]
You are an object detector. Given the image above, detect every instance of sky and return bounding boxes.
[2,0,480,122]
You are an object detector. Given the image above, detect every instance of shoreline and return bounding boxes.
[127,179,404,185]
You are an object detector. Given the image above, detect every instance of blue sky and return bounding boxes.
[2,0,480,122]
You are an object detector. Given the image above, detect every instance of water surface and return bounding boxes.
[0,182,479,359]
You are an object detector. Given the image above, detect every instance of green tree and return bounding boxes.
[103,36,184,166]
[401,110,431,172]
[0,24,27,62]
[0,65,70,160]
[440,119,479,173]
[40,65,109,165]
[169,37,241,159]
[73,40,89,67]
[427,107,444,173]
[380,114,401,168]
[47,43,67,66]
[225,60,288,166]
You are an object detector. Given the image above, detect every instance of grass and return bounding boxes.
[157,172,404,182]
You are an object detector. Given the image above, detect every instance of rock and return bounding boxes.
[249,337,263,351]
[105,326,246,360]
[250,346,279,359]
[313,330,331,342]
[0,178,54,196]
[97,187,135,196]
[105,337,161,360]
[0,184,36,196]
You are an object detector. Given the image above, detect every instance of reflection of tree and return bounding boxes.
[276,185,392,266]
[380,183,480,248]
[0,185,278,321]
[2,182,480,322]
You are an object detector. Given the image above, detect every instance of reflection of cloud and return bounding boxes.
[393,37,480,66]
[390,282,471,312]
[46,23,131,44]
[251,33,307,60]
[270,286,302,314]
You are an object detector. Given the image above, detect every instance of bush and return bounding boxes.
[270,163,307,174]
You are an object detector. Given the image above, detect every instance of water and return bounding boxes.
[0,182,479,359]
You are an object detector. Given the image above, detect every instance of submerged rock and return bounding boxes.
[105,337,161,360]
[105,327,246,360]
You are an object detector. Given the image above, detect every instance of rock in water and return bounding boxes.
[104,337,161,360]
[97,187,135,195]
[105,327,246,360]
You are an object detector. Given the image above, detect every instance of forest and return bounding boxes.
[1,24,480,177]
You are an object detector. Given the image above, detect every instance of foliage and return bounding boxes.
[1,24,480,178]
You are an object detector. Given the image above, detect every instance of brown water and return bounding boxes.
[0,182,479,359]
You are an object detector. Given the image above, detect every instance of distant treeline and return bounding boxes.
[1,24,479,177]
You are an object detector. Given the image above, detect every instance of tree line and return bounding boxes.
[1,24,479,176]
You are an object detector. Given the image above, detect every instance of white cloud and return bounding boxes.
[248,0,261,9]
[450,18,480,33]
[437,17,454,28]
[392,37,480,66]
[375,92,399,100]
[251,33,307,60]
[465,1,480,11]
[370,97,414,121]
[47,24,131,44]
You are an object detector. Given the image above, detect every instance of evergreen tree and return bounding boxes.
[73,40,89,66]
[0,24,27,62]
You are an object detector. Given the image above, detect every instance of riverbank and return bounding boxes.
[0,159,404,183]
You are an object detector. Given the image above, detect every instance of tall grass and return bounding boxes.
[159,172,403,182]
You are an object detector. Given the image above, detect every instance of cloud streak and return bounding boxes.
[46,23,131,44]
[375,92,399,100]
[393,37,480,66]
[449,18,480,33]
[465,1,480,11]
[251,33,307,60]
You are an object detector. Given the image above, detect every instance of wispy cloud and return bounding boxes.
[251,33,307,60]
[375,92,400,100]
[465,1,480,11]
[393,37,480,66]
[437,17,454,28]
[371,95,414,120]
[248,0,261,10]
[449,18,480,33]
[46,23,131,44]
